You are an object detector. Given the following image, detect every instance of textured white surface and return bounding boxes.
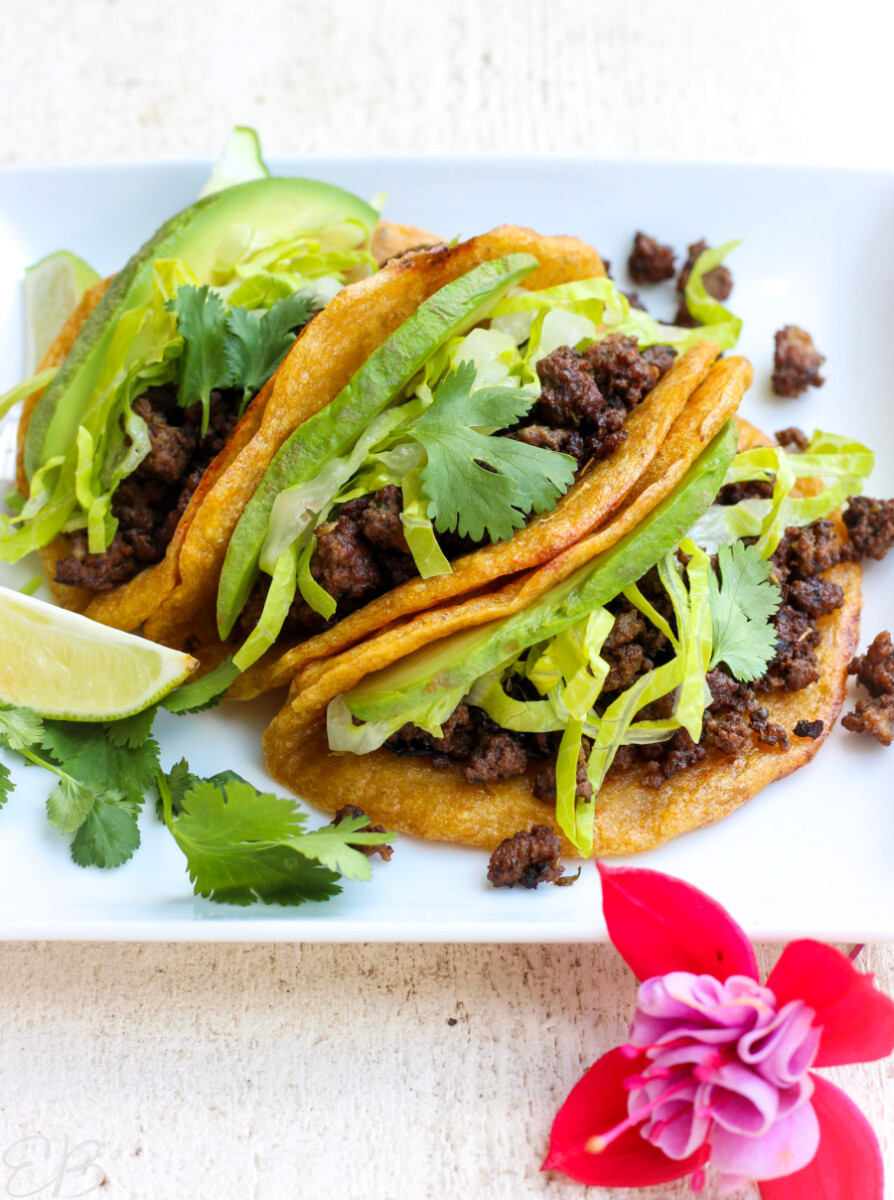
[1,1,892,1197]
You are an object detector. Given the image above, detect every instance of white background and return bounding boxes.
[1,2,893,1197]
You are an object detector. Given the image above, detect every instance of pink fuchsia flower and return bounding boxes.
[543,863,894,1197]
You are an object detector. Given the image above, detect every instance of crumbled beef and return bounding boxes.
[716,479,775,506]
[641,344,677,378]
[513,425,586,466]
[788,576,845,618]
[763,604,821,692]
[313,513,383,603]
[534,345,606,428]
[772,326,825,397]
[673,299,701,329]
[640,729,707,788]
[529,337,663,463]
[357,484,410,554]
[55,385,242,591]
[794,719,824,739]
[465,730,529,783]
[677,239,733,300]
[533,744,593,806]
[701,667,789,753]
[133,393,197,483]
[843,496,894,562]
[842,698,894,746]
[600,607,653,692]
[706,667,741,709]
[386,705,550,783]
[585,334,663,409]
[770,521,847,589]
[628,232,676,283]
[776,426,809,452]
[330,804,393,860]
[624,291,647,312]
[848,632,894,698]
[486,826,564,889]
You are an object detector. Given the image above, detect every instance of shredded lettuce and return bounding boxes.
[490,250,742,354]
[689,429,873,557]
[0,367,58,423]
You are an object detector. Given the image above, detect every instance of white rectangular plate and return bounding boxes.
[0,157,892,942]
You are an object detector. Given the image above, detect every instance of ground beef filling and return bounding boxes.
[238,335,677,642]
[628,232,676,284]
[486,826,564,889]
[381,506,885,795]
[842,631,894,746]
[55,384,243,591]
[772,326,825,398]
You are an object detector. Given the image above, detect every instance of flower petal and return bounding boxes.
[711,1095,819,1180]
[758,1075,883,1200]
[542,1047,705,1186]
[597,862,759,983]
[767,940,894,1066]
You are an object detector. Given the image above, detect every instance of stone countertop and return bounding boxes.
[1,2,891,1197]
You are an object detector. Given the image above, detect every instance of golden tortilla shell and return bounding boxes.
[146,225,613,660]
[221,343,723,698]
[278,355,751,718]
[262,417,862,858]
[13,222,439,630]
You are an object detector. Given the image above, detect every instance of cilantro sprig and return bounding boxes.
[708,541,782,681]
[166,285,318,434]
[0,704,394,903]
[0,702,155,868]
[412,361,577,543]
[157,763,393,906]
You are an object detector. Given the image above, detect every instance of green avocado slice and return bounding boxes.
[216,252,540,639]
[24,176,379,481]
[343,420,739,725]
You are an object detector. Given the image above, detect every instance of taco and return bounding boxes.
[147,228,744,704]
[2,160,437,633]
[262,408,872,861]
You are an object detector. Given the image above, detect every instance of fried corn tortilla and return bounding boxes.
[145,226,614,670]
[262,411,862,858]
[278,355,750,715]
[14,221,441,631]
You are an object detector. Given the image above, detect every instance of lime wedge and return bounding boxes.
[0,586,197,720]
[199,126,270,198]
[24,250,101,373]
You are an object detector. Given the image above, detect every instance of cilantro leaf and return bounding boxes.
[162,658,240,714]
[224,291,317,407]
[166,285,230,435]
[105,705,158,749]
[166,777,346,906]
[0,762,11,810]
[40,720,160,809]
[709,541,782,681]
[0,705,44,751]
[46,776,104,834]
[70,793,141,869]
[158,758,198,818]
[412,362,576,542]
[294,813,393,882]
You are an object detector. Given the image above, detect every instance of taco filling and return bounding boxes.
[1,172,383,597]
[218,240,741,679]
[234,335,677,642]
[317,425,880,855]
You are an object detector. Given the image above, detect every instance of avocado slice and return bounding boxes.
[216,252,540,639]
[24,177,379,481]
[344,420,739,724]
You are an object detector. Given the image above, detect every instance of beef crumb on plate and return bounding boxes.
[772,325,825,397]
